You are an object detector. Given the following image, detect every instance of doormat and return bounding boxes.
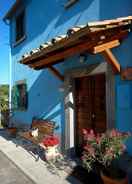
[69,166,103,184]
[0,151,35,184]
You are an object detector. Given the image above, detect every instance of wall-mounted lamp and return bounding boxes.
[58,84,72,92]
[59,84,65,92]
[79,53,87,63]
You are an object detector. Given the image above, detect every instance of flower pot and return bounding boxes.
[101,171,128,184]
[7,127,17,137]
[44,145,60,161]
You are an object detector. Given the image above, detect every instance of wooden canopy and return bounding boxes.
[20,16,132,80]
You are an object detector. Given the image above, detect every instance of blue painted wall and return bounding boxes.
[9,0,132,151]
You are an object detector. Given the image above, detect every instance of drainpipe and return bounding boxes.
[9,46,12,111]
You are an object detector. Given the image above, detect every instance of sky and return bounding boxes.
[0,0,15,84]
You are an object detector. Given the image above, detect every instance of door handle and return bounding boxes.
[92,113,96,120]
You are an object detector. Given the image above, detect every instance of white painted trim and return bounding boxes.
[64,79,75,151]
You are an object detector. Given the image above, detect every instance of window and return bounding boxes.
[15,10,25,42]
[65,0,79,9]
[12,81,28,111]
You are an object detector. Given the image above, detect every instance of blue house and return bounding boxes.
[4,0,132,156]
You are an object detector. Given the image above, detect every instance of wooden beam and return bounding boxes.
[29,40,96,68]
[29,30,128,69]
[101,49,121,73]
[21,25,92,64]
[88,16,132,27]
[48,66,64,81]
[121,67,132,80]
[21,28,129,65]
[92,40,120,54]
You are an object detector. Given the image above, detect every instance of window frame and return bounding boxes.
[12,80,28,112]
[13,9,26,47]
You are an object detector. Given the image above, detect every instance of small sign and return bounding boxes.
[121,68,132,80]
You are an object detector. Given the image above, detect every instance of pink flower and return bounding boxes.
[90,129,94,135]
[121,144,126,151]
[84,145,95,157]
[86,129,96,141]
[96,134,101,144]
[82,129,88,135]
[110,129,118,137]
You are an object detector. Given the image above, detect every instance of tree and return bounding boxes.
[0,84,9,110]
[0,85,9,127]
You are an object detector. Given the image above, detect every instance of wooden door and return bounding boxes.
[75,74,106,154]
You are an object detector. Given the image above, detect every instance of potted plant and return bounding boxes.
[41,135,60,161]
[81,129,131,184]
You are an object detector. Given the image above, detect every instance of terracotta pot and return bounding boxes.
[7,127,17,137]
[101,171,128,184]
[8,127,17,134]
[44,145,60,161]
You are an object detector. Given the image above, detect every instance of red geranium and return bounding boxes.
[42,136,59,147]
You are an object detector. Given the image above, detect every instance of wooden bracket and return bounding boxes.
[48,66,64,81]
[92,40,120,54]
[101,49,121,73]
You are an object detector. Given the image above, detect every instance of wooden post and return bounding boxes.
[48,66,64,81]
[101,49,121,73]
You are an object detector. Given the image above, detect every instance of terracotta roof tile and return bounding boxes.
[21,16,132,64]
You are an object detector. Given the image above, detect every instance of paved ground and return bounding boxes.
[0,130,81,184]
[0,151,35,184]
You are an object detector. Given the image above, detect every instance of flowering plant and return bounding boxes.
[41,135,62,167]
[82,129,131,172]
[42,135,59,147]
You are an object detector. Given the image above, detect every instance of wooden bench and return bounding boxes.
[18,119,55,160]
[31,119,55,136]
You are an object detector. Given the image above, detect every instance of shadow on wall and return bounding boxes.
[12,0,98,56]
[54,0,98,28]
[13,68,65,136]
